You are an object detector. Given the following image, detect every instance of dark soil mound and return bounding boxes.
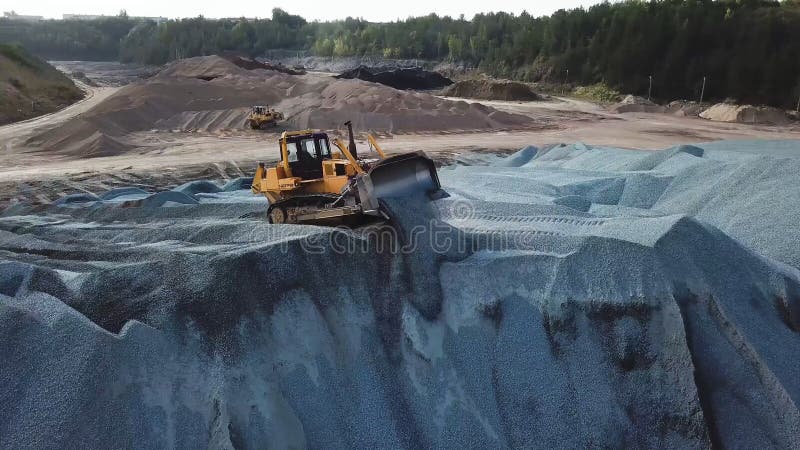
[335,65,453,90]
[221,54,305,75]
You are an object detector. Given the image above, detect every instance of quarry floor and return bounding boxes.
[2,70,800,205]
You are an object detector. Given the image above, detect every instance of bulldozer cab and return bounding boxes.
[282,132,332,180]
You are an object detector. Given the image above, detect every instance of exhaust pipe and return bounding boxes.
[345,120,358,159]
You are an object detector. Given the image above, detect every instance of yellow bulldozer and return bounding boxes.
[252,121,442,225]
[246,105,284,129]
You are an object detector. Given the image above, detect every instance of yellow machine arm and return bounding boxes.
[332,134,387,163]
[366,134,387,159]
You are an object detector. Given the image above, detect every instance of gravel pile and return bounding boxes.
[1,140,799,448]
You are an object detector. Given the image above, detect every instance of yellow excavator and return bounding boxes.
[252,121,442,224]
[246,105,284,129]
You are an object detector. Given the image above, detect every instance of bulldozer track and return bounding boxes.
[447,212,606,227]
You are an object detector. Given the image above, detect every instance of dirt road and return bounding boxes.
[5,95,799,178]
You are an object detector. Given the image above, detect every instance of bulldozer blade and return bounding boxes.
[357,151,444,213]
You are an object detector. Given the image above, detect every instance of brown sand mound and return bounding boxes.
[699,103,789,124]
[25,128,133,158]
[155,55,260,80]
[157,108,252,132]
[610,95,665,114]
[282,80,528,132]
[440,78,541,101]
[27,56,534,158]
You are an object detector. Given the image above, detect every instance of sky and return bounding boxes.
[4,0,599,22]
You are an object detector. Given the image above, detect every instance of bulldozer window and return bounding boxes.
[286,137,324,180]
[300,139,317,160]
[317,138,331,158]
[286,143,298,162]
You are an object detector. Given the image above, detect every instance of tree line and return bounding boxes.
[2,1,800,107]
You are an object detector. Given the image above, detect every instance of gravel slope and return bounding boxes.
[1,140,799,448]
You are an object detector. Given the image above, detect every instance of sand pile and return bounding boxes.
[1,140,799,448]
[440,78,541,101]
[282,79,528,132]
[609,95,666,113]
[335,66,453,90]
[700,103,789,124]
[26,55,532,158]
